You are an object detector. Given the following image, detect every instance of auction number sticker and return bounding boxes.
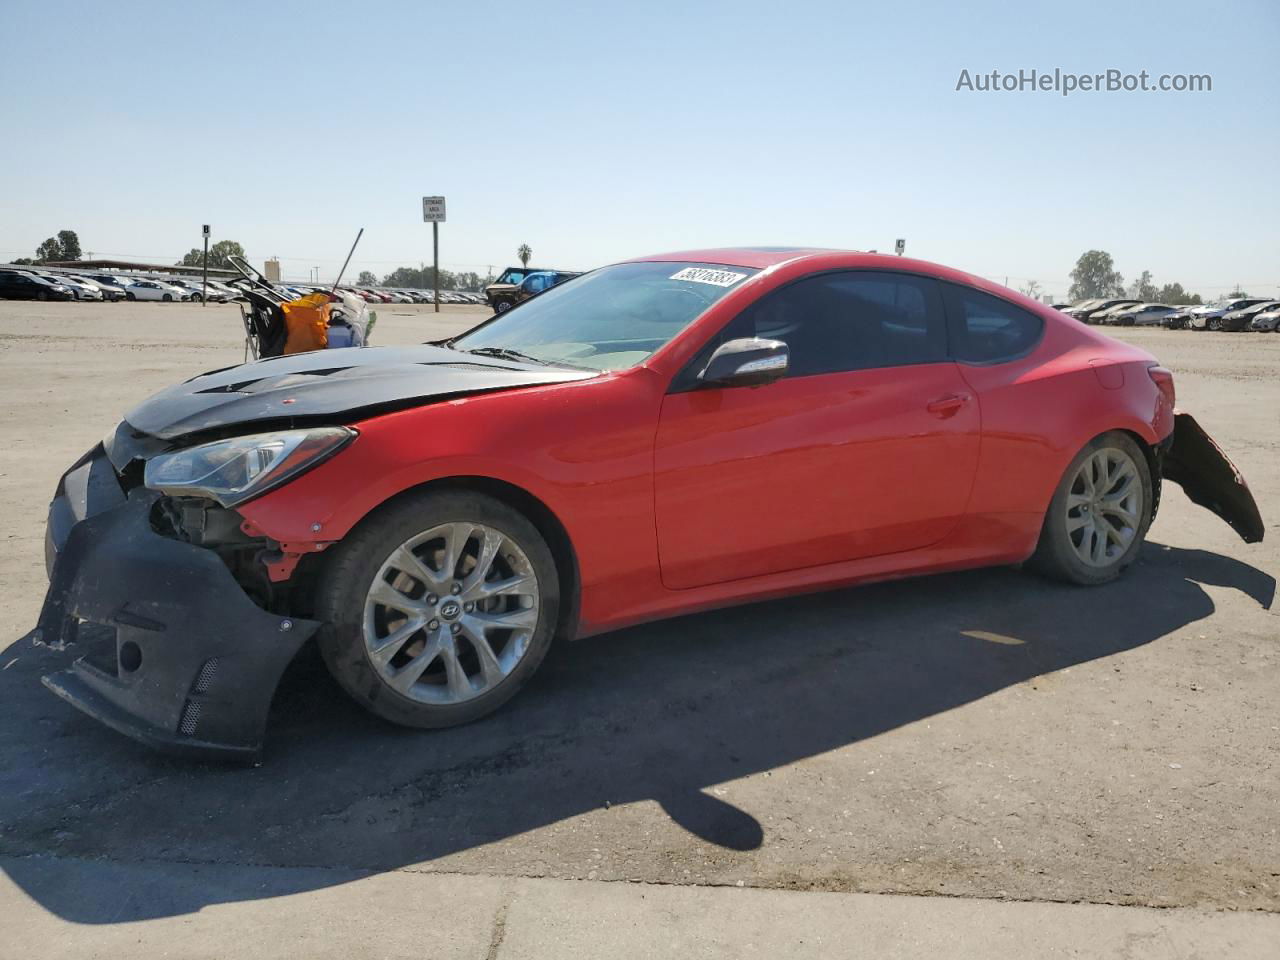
[669,267,747,287]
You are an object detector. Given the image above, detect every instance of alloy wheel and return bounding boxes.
[362,522,540,704]
[1065,447,1143,568]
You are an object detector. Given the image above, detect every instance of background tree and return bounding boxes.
[176,240,245,270]
[517,244,532,268]
[56,230,82,261]
[1228,286,1250,298]
[1128,269,1159,302]
[1155,282,1202,305]
[1018,280,1042,299]
[356,270,378,286]
[381,265,459,289]
[454,271,485,292]
[1068,250,1125,301]
[34,229,82,263]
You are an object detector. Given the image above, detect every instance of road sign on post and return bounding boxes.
[423,196,446,313]
[201,224,211,307]
[895,238,906,256]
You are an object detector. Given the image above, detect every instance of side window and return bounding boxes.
[943,284,1044,363]
[735,271,947,378]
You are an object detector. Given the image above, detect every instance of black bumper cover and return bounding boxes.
[37,459,319,760]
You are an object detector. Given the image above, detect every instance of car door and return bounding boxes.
[653,270,981,590]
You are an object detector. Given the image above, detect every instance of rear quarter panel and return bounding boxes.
[955,309,1171,554]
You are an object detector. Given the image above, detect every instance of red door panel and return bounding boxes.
[653,362,981,590]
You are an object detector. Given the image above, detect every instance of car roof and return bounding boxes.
[619,247,1021,296]
[625,247,841,269]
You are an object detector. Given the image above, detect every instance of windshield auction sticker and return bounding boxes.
[669,267,747,287]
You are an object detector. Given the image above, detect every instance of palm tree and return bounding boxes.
[517,244,532,268]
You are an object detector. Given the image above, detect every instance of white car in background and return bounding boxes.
[122,279,190,302]
[72,276,127,301]
[37,274,104,301]
[166,278,230,303]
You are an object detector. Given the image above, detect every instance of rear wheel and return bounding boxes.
[316,490,559,728]
[1029,432,1152,585]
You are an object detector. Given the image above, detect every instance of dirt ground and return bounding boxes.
[0,300,1276,926]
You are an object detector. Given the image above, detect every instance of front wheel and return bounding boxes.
[316,490,560,728]
[493,299,513,314]
[125,292,136,301]
[162,293,173,302]
[1028,432,1153,585]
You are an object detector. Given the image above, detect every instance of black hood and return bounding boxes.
[123,345,596,441]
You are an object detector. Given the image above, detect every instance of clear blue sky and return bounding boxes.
[2,0,1276,297]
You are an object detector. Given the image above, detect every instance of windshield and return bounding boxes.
[452,261,759,372]
[495,269,526,285]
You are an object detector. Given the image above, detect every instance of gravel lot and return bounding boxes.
[0,301,1276,927]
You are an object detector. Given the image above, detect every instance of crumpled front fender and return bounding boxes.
[1162,412,1264,544]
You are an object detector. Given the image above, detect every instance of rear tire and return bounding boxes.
[315,490,560,729]
[1028,432,1153,585]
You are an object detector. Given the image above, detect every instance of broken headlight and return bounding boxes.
[144,427,354,507]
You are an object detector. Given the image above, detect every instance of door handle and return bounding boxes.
[926,393,970,418]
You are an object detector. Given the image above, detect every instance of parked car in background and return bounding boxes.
[37,273,104,301]
[123,278,189,302]
[0,269,76,301]
[487,270,581,313]
[1189,298,1272,331]
[1075,299,1142,323]
[1105,303,1182,326]
[1218,300,1280,332]
[166,278,229,303]
[1064,298,1103,318]
[1090,302,1140,324]
[72,275,127,301]
[1250,306,1280,332]
[484,266,579,312]
[1161,305,1199,329]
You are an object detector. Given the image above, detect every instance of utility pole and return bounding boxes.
[201,224,210,307]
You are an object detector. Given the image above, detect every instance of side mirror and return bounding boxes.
[698,337,789,388]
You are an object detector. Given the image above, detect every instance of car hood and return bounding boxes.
[122,344,597,441]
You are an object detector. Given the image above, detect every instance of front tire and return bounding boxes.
[494,299,513,314]
[316,490,560,729]
[1028,432,1153,585]
[162,293,173,302]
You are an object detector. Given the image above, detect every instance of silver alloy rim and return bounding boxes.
[1066,447,1143,568]
[362,522,540,704]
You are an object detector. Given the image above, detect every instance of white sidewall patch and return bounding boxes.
[669,267,748,287]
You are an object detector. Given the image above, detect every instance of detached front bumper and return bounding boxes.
[37,449,319,760]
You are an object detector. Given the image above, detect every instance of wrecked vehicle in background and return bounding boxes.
[34,248,1264,759]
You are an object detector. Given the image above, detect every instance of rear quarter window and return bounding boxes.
[943,284,1044,364]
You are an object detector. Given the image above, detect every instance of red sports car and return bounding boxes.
[37,248,1263,758]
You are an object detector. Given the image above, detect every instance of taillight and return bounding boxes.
[1147,364,1175,407]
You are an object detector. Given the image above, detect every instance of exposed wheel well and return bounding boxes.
[1118,428,1163,521]
[300,476,581,640]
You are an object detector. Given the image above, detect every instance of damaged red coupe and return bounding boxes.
[37,248,1264,758]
